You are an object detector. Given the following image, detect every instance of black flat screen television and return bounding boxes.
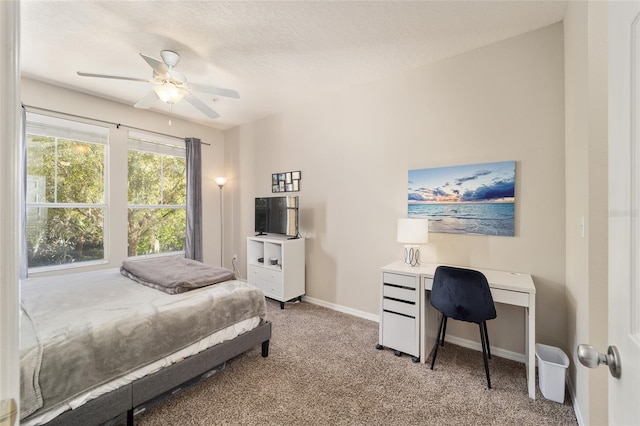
[255,196,299,237]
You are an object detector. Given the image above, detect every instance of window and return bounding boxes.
[25,113,108,269]
[127,131,186,257]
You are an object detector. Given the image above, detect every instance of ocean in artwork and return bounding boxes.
[408,161,516,236]
[408,202,514,236]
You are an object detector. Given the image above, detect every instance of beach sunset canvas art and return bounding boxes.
[408,161,516,236]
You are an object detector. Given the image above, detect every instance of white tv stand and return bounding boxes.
[246,235,305,309]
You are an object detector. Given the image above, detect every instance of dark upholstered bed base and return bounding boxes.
[43,321,272,426]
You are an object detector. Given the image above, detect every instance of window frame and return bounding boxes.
[126,131,187,258]
[25,112,109,272]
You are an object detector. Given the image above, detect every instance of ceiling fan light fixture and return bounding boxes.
[78,50,236,119]
[153,83,187,104]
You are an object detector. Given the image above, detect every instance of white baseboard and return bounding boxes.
[302,296,525,363]
[302,296,379,322]
[566,374,585,426]
[443,334,526,364]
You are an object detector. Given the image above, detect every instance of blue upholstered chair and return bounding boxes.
[429,265,497,389]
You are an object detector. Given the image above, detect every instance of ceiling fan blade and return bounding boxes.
[140,53,170,78]
[185,94,220,119]
[189,83,240,99]
[167,69,187,84]
[133,90,159,109]
[77,72,148,83]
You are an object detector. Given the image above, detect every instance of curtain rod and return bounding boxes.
[22,104,211,146]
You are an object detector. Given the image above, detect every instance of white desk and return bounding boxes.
[381,261,537,399]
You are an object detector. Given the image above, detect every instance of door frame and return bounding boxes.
[0,1,22,425]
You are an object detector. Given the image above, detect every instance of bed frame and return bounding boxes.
[41,321,272,426]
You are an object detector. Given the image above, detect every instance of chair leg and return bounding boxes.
[479,322,492,389]
[483,321,491,359]
[440,316,448,347]
[431,314,446,370]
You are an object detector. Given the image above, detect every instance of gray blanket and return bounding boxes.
[19,308,43,419]
[20,269,266,422]
[121,255,235,294]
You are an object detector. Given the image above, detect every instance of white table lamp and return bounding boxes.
[397,218,429,266]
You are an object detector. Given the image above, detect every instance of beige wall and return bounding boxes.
[21,77,227,275]
[564,2,608,424]
[226,24,566,356]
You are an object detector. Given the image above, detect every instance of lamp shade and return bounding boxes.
[153,83,188,104]
[215,176,228,188]
[397,218,429,244]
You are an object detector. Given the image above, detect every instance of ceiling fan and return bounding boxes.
[77,50,239,119]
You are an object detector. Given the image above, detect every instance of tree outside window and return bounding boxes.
[25,114,107,269]
[127,134,186,257]
[25,116,188,268]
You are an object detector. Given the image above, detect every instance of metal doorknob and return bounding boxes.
[577,344,621,378]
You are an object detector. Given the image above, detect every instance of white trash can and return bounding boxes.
[535,343,570,403]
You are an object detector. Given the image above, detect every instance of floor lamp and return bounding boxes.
[215,177,227,266]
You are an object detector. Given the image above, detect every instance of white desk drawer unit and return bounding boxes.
[377,271,421,361]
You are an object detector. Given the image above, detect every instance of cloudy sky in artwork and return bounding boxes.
[408,161,515,203]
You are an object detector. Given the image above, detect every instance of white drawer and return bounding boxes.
[261,281,284,299]
[262,268,282,285]
[383,298,417,318]
[248,265,282,284]
[422,276,529,307]
[381,311,418,357]
[491,288,529,307]
[247,274,259,287]
[383,272,417,289]
[383,284,416,302]
[247,265,263,282]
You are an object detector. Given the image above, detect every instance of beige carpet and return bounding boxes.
[135,299,577,425]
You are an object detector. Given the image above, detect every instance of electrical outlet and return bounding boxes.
[232,254,238,262]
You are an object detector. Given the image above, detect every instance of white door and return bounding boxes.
[609,1,640,423]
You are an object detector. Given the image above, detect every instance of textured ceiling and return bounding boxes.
[21,1,567,130]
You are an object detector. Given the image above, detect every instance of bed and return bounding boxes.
[19,256,271,426]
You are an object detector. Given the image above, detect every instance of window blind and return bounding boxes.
[25,112,108,144]
[128,130,185,158]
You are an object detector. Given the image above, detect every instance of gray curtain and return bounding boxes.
[20,107,28,277]
[185,137,203,261]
